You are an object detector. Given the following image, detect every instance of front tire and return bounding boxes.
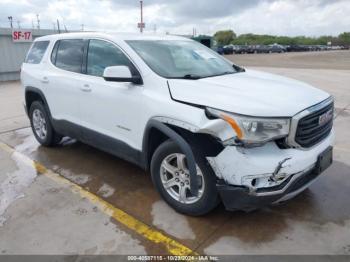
[151,140,220,216]
[29,101,62,146]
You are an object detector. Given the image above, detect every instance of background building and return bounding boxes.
[0,28,56,81]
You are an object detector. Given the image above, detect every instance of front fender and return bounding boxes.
[142,119,199,195]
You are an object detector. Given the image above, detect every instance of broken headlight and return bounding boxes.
[206,108,290,146]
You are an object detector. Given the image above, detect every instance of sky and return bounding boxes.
[0,0,349,36]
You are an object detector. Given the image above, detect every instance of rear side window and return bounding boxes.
[25,41,49,64]
[87,39,131,77]
[54,39,84,73]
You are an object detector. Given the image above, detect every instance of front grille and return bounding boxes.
[295,102,334,148]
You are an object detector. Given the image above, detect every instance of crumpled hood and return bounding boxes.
[168,69,330,117]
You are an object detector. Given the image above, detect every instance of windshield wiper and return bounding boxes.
[181,74,202,80]
[220,71,235,76]
[200,71,235,79]
[233,64,245,72]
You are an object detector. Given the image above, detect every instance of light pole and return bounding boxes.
[138,0,145,33]
[36,14,40,30]
[8,16,13,28]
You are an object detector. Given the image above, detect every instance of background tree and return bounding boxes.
[214,30,236,45]
[219,32,350,46]
[338,32,350,45]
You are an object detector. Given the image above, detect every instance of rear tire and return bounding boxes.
[151,140,220,216]
[29,101,62,146]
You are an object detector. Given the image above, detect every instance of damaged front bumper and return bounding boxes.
[207,130,334,211]
[217,165,321,211]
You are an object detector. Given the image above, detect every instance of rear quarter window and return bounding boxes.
[25,41,50,64]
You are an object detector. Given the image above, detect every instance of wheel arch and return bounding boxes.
[25,86,52,119]
[142,119,224,195]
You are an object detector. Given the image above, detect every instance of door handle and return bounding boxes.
[41,77,49,84]
[80,84,92,92]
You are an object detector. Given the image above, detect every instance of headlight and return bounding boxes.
[206,108,290,145]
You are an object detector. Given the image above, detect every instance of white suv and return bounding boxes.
[21,32,334,215]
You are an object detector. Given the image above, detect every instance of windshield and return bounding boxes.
[127,40,237,79]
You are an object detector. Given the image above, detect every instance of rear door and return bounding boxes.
[21,40,50,97]
[45,39,86,129]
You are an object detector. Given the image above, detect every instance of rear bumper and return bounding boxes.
[217,166,323,211]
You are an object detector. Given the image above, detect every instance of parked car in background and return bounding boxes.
[213,45,224,55]
[22,32,334,215]
[254,45,270,53]
[286,45,309,52]
[268,44,286,53]
[233,45,249,54]
[331,45,342,50]
[223,45,234,54]
[317,45,326,51]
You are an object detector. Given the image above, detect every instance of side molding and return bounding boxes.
[143,119,199,195]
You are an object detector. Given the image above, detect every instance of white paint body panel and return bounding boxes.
[168,69,329,117]
[21,32,334,193]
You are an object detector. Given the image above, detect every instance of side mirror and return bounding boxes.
[103,66,142,84]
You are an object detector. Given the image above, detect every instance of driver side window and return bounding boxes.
[87,39,131,77]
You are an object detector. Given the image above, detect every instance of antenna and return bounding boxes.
[8,16,13,28]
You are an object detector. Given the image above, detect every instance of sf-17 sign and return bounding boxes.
[12,30,33,43]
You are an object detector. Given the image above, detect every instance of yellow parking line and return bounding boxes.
[0,142,198,256]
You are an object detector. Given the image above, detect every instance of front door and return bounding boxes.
[79,39,144,152]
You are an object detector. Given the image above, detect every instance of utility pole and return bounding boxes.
[32,19,35,29]
[153,24,157,33]
[36,14,40,29]
[17,20,21,29]
[53,22,56,32]
[81,24,84,31]
[140,0,143,33]
[57,19,61,34]
[138,0,145,33]
[8,16,13,28]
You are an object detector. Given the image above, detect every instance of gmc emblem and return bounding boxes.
[319,109,333,125]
